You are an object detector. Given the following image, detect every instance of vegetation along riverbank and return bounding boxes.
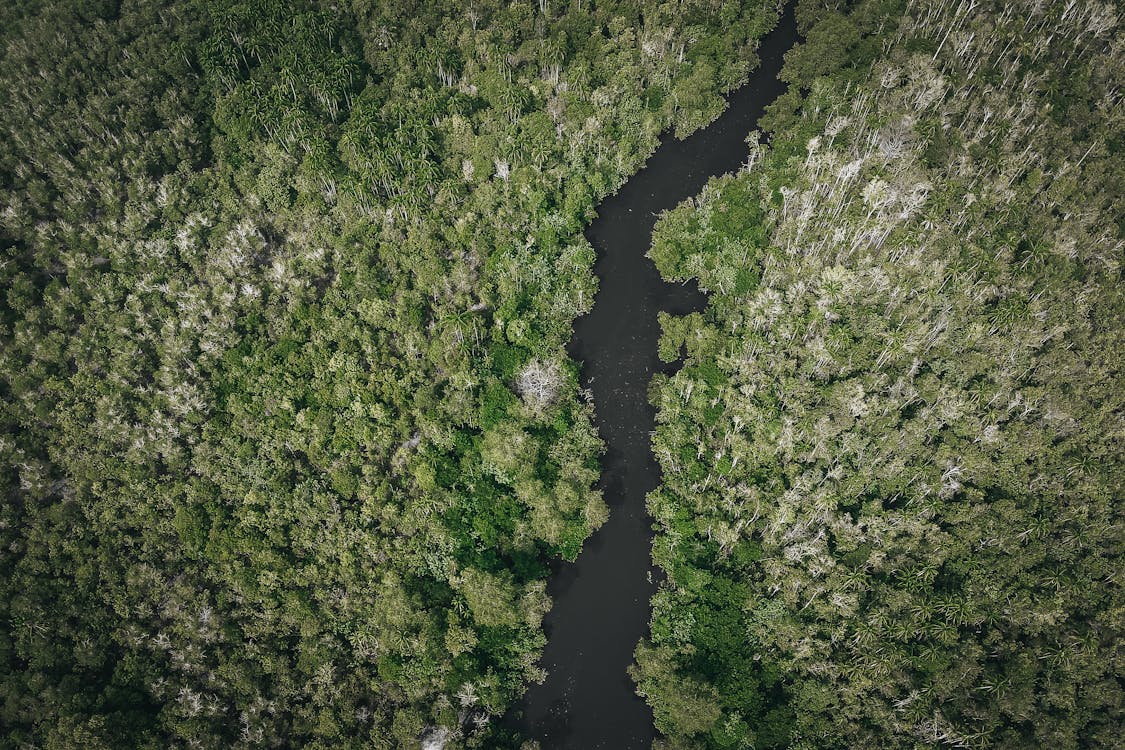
[0,1,781,747]
[634,1,1123,748]
[0,0,1121,748]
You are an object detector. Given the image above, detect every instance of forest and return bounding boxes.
[634,0,1124,748]
[2,0,1122,749]
[0,1,781,747]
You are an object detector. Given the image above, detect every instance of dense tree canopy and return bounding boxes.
[635,0,1124,748]
[4,0,1121,747]
[0,1,783,747]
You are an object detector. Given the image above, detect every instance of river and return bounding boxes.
[503,5,799,747]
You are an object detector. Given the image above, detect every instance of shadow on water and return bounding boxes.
[501,6,800,748]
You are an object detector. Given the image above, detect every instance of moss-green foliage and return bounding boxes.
[0,0,783,747]
[636,1,1124,748]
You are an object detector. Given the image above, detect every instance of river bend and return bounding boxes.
[505,6,799,747]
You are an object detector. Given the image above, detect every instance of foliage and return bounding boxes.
[636,0,1125,748]
[0,0,782,747]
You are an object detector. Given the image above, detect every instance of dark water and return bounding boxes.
[503,6,799,748]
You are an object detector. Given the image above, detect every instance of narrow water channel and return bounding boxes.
[504,6,799,747]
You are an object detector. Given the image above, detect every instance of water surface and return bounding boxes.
[504,6,799,747]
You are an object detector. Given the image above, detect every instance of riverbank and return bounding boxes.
[502,5,800,747]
